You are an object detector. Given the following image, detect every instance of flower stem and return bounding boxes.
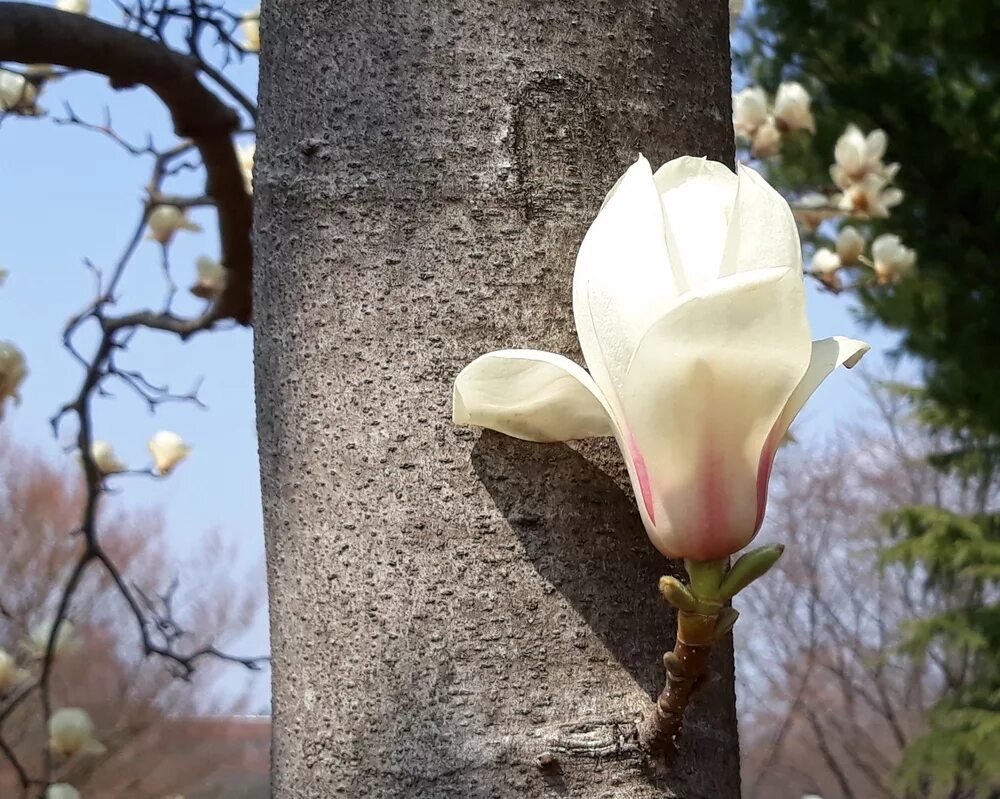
[638,608,719,758]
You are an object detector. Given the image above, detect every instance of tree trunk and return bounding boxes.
[253,1,738,796]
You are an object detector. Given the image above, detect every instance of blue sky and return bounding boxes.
[0,1,912,712]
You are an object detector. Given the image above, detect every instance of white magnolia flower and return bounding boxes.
[148,431,191,475]
[871,234,916,284]
[831,124,899,188]
[25,619,80,659]
[0,649,29,694]
[241,5,261,52]
[47,785,82,799]
[190,256,227,299]
[237,142,255,193]
[733,87,768,139]
[55,0,90,15]
[146,205,201,245]
[835,225,865,264]
[773,82,815,134]
[810,248,843,291]
[791,192,837,232]
[751,118,783,158]
[48,708,106,758]
[0,70,37,113]
[453,156,868,560]
[0,341,27,416]
[89,440,126,476]
[835,174,904,219]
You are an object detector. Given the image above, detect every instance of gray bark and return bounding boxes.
[254,1,738,796]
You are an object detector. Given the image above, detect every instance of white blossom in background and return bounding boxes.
[836,173,904,218]
[148,431,191,475]
[25,619,80,659]
[241,5,261,52]
[0,649,29,694]
[773,81,815,133]
[871,233,916,284]
[190,256,228,299]
[47,785,82,799]
[0,69,38,113]
[88,440,126,476]
[237,142,255,193]
[48,708,106,758]
[835,225,865,264]
[733,87,769,139]
[810,247,843,291]
[729,0,744,30]
[0,341,28,416]
[751,118,783,159]
[55,0,90,15]
[454,156,867,560]
[146,205,202,245]
[791,192,837,232]
[831,124,899,188]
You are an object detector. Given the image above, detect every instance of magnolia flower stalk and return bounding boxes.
[146,205,201,245]
[0,70,38,113]
[48,708,106,758]
[0,341,27,416]
[25,619,80,659]
[871,234,916,284]
[190,256,228,299]
[773,81,815,134]
[0,649,29,694]
[55,0,90,14]
[453,156,868,755]
[241,5,261,52]
[148,431,191,475]
[47,785,82,799]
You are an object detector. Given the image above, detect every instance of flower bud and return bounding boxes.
[148,431,191,475]
[88,440,126,476]
[25,619,80,659]
[47,785,81,799]
[241,6,261,52]
[871,234,916,284]
[55,0,90,15]
[0,649,29,694]
[773,82,815,134]
[835,225,865,264]
[48,708,106,758]
[190,256,227,300]
[0,341,27,416]
[147,205,201,245]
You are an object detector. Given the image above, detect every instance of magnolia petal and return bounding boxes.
[720,164,802,277]
[573,156,679,412]
[453,349,614,443]
[653,156,739,290]
[770,337,870,443]
[622,267,811,560]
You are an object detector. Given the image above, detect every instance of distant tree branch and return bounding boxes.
[0,2,253,323]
